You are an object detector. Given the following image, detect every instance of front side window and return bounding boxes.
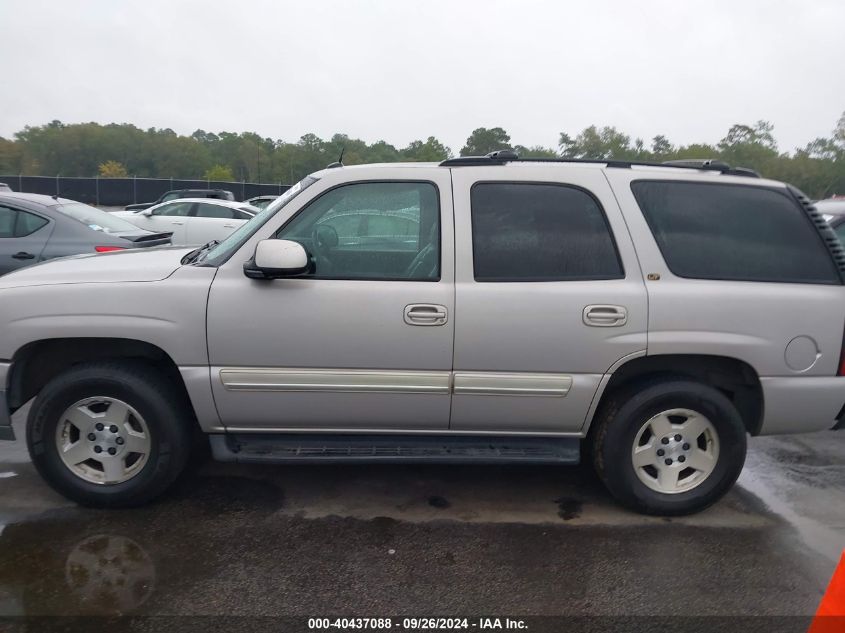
[471,182,623,281]
[0,206,15,238]
[631,181,840,284]
[153,201,193,217]
[195,203,235,219]
[278,181,440,280]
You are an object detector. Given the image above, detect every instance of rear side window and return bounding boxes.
[16,210,48,236]
[470,182,623,281]
[631,181,840,284]
[0,206,49,238]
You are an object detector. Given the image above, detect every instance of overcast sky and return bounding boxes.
[1,0,843,153]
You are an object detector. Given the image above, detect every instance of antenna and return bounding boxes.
[326,146,345,170]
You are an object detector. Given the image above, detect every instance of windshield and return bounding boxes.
[55,202,145,234]
[199,175,319,266]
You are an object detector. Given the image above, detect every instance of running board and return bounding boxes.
[209,433,581,465]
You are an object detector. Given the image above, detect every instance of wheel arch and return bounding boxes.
[586,354,764,437]
[8,338,195,420]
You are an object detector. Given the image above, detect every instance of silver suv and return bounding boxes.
[2,153,844,515]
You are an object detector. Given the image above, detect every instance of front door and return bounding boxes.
[132,201,193,244]
[186,202,249,245]
[449,166,648,433]
[206,168,455,431]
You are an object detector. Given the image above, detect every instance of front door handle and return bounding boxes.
[170,221,185,225]
[404,304,448,326]
[223,223,236,228]
[12,252,35,260]
[583,304,628,327]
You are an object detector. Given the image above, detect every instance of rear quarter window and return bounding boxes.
[631,181,840,285]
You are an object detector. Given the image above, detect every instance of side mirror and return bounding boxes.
[244,239,310,279]
[139,208,153,216]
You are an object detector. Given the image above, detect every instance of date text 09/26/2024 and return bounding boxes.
[307,618,528,630]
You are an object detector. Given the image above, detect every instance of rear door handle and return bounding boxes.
[12,252,35,260]
[223,224,236,228]
[171,221,185,225]
[583,304,628,327]
[404,304,448,326]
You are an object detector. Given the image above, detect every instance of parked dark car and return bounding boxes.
[0,193,171,276]
[125,189,235,211]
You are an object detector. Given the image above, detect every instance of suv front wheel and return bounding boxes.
[26,361,193,508]
[592,379,747,515]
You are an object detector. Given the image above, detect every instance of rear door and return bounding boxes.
[0,204,52,275]
[186,202,248,245]
[449,166,648,433]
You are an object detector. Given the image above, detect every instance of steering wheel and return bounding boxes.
[310,224,338,274]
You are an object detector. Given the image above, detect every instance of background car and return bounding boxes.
[0,183,12,193]
[0,192,171,276]
[112,198,258,246]
[124,188,235,211]
[245,195,278,210]
[818,198,845,241]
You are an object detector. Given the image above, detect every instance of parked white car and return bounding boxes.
[111,199,258,246]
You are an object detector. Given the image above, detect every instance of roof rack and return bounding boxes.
[439,151,760,178]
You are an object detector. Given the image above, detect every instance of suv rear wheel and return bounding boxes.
[26,361,192,508]
[592,379,747,515]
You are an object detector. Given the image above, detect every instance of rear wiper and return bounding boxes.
[182,239,219,265]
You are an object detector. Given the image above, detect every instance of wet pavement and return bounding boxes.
[0,409,844,622]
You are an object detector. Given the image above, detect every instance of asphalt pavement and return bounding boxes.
[1,406,844,628]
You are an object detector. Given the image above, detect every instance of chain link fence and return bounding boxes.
[0,175,290,206]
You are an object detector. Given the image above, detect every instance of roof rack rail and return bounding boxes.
[439,151,760,178]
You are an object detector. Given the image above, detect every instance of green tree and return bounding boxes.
[513,145,558,158]
[651,135,672,157]
[98,160,128,177]
[402,137,452,162]
[204,164,235,181]
[558,125,634,159]
[460,127,512,156]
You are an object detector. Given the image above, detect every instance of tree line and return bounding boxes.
[0,112,843,199]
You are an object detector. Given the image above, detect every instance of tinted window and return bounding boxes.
[16,210,48,236]
[631,181,839,284]
[0,206,15,238]
[161,192,180,202]
[470,183,623,282]
[153,201,193,217]
[279,181,439,280]
[195,203,235,219]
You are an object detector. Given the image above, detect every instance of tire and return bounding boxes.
[592,379,747,516]
[26,361,193,508]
